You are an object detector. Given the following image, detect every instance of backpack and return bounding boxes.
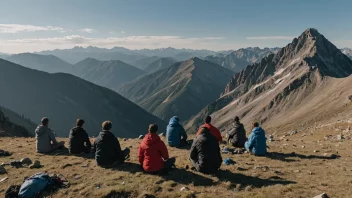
[18,173,53,198]
[17,173,70,198]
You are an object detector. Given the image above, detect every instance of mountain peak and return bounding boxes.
[302,28,320,37]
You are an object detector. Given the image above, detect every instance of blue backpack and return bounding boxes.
[18,173,53,198]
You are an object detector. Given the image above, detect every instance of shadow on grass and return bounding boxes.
[44,147,95,159]
[266,152,340,162]
[162,168,215,186]
[172,144,192,151]
[101,161,296,188]
[107,162,143,174]
[216,169,296,187]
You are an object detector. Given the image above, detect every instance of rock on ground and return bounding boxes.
[0,166,6,174]
[20,157,32,165]
[313,193,329,198]
[29,160,41,169]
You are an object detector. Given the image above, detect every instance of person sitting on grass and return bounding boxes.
[35,117,65,153]
[227,116,247,148]
[245,122,267,156]
[196,115,223,143]
[94,121,130,167]
[166,116,188,148]
[138,124,176,174]
[190,127,222,174]
[68,118,92,154]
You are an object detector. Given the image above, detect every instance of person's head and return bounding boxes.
[148,123,158,134]
[234,116,240,122]
[252,122,259,129]
[204,115,212,124]
[41,117,49,126]
[102,121,112,131]
[76,118,85,127]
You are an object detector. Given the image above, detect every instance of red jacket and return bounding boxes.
[197,124,223,142]
[138,133,169,173]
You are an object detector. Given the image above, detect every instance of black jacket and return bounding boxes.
[228,121,247,148]
[190,127,222,174]
[69,127,91,154]
[94,131,124,166]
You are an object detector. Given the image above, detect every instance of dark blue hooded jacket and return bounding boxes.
[245,127,267,156]
[166,116,187,147]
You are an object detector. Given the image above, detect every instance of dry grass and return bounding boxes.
[1,123,352,198]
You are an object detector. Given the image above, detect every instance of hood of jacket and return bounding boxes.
[252,127,264,135]
[233,121,242,128]
[35,125,50,136]
[168,116,180,127]
[141,133,161,149]
[71,126,84,136]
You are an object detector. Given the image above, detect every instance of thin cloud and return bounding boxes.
[246,36,294,40]
[0,24,64,33]
[332,40,352,49]
[120,31,126,34]
[0,35,226,53]
[78,28,95,33]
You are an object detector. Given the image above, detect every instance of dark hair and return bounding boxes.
[41,117,49,126]
[205,116,212,124]
[102,121,112,131]
[234,116,240,122]
[76,118,85,127]
[253,122,259,128]
[149,124,158,133]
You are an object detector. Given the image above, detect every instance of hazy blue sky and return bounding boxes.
[0,0,351,53]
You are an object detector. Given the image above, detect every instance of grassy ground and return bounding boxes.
[1,122,351,198]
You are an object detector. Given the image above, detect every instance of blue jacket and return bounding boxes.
[166,116,187,147]
[245,127,267,156]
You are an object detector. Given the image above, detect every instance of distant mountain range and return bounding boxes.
[143,57,177,73]
[38,46,217,64]
[74,58,146,91]
[0,59,166,137]
[118,57,234,121]
[4,53,74,74]
[204,47,280,72]
[186,28,352,134]
[39,46,146,65]
[0,106,36,137]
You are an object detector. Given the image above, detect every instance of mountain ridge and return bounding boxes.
[74,58,146,91]
[4,53,74,74]
[0,59,166,138]
[118,57,234,121]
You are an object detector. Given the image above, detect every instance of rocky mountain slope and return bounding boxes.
[0,106,35,137]
[204,47,280,72]
[143,57,177,73]
[74,58,146,91]
[186,28,352,133]
[118,57,233,121]
[0,59,166,137]
[342,48,352,60]
[4,53,74,74]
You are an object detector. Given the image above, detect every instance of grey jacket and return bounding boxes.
[35,125,58,153]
